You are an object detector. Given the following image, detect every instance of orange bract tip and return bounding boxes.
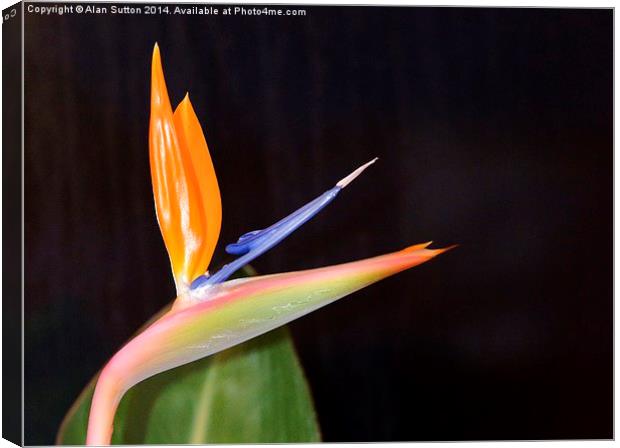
[401,241,433,252]
[434,244,459,255]
[423,244,458,258]
[400,242,457,259]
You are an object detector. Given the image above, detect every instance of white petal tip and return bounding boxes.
[336,157,379,188]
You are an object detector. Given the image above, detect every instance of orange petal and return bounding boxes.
[173,94,221,277]
[149,44,218,292]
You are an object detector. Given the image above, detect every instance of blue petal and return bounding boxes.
[190,158,378,290]
[224,193,332,256]
[191,186,341,289]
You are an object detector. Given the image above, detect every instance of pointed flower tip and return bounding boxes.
[150,44,168,106]
[401,242,457,257]
[438,243,459,253]
[336,157,379,188]
[152,43,161,65]
[175,92,192,114]
[402,241,433,252]
[427,244,458,257]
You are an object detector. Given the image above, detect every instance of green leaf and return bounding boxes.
[56,326,321,444]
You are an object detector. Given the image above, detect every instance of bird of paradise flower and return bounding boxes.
[84,44,454,445]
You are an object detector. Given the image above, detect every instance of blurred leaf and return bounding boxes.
[56,326,320,444]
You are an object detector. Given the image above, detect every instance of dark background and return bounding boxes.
[24,5,612,444]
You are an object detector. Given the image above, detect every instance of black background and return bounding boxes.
[24,5,612,444]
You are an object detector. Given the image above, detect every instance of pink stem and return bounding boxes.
[86,364,124,445]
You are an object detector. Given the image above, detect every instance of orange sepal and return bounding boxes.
[173,94,222,276]
[149,44,221,292]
